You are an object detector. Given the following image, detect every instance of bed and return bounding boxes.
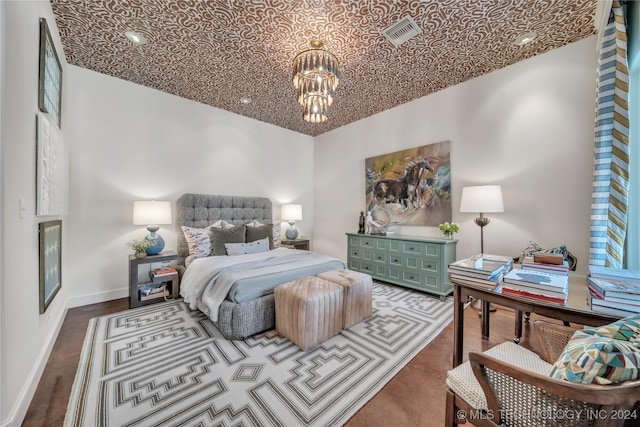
[176,194,346,339]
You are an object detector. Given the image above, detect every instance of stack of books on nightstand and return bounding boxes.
[448,254,512,290]
[502,268,568,304]
[149,266,177,281]
[139,283,167,301]
[587,266,640,317]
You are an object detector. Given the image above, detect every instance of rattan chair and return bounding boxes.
[446,321,640,427]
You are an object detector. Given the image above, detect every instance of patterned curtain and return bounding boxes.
[590,0,630,268]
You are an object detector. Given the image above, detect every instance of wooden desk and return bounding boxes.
[452,272,619,367]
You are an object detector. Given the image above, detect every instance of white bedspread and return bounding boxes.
[180,248,344,321]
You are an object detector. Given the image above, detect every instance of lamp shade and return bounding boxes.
[132,200,172,225]
[459,185,504,213]
[281,204,302,221]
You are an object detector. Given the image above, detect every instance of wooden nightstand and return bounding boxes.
[281,239,310,250]
[128,251,179,308]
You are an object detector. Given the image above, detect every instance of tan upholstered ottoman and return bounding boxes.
[317,269,373,329]
[275,276,344,351]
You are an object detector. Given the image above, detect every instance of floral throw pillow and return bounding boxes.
[181,221,226,258]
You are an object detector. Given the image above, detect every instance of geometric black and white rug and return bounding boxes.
[64,282,452,427]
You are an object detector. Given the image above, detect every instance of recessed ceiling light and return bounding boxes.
[125,31,147,45]
[514,31,537,46]
[240,97,252,105]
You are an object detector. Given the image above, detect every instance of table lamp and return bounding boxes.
[133,200,172,255]
[459,185,504,254]
[281,204,302,240]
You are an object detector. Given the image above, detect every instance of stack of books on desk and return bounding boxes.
[521,253,570,276]
[502,268,568,304]
[587,266,640,317]
[448,254,512,290]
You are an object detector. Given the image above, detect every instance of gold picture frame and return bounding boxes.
[38,18,62,129]
[39,220,62,313]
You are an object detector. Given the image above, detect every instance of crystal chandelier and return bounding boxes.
[292,40,340,123]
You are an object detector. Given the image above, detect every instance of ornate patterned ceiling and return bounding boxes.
[50,0,596,136]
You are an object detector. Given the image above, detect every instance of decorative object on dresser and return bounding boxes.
[132,200,172,255]
[129,251,179,308]
[281,203,302,240]
[346,233,456,300]
[459,184,504,254]
[365,141,451,226]
[65,282,453,427]
[358,211,365,233]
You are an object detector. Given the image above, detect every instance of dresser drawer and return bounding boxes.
[421,258,439,273]
[401,241,421,255]
[402,271,422,286]
[372,252,387,264]
[423,243,441,259]
[360,236,387,250]
[422,273,442,291]
[349,247,364,259]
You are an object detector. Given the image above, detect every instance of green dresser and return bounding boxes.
[346,233,457,299]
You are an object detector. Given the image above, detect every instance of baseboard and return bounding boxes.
[1,303,68,427]
[1,287,129,427]
[66,287,128,308]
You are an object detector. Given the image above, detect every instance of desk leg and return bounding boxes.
[514,310,523,344]
[453,285,464,367]
[481,300,490,339]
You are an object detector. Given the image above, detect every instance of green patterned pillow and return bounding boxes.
[583,313,640,347]
[550,330,640,385]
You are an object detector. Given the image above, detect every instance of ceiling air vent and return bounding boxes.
[382,16,422,47]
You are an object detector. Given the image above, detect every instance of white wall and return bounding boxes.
[1,2,70,425]
[314,37,598,273]
[1,4,314,424]
[63,66,314,307]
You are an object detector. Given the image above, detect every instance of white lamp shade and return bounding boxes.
[459,185,504,213]
[132,200,172,225]
[281,204,302,221]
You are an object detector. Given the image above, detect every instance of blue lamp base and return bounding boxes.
[145,225,165,255]
[285,221,298,240]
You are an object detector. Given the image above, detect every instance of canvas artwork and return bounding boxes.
[37,111,68,216]
[365,141,452,226]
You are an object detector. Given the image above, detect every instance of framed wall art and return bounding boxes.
[38,17,62,129]
[39,220,62,314]
[36,111,68,216]
[365,141,452,226]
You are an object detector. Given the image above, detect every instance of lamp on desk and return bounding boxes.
[281,204,302,240]
[459,185,504,254]
[133,200,172,255]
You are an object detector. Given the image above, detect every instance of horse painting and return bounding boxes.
[365,141,452,226]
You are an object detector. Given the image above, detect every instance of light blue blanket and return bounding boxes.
[180,248,346,321]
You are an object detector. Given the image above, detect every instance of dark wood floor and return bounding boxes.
[23,296,544,427]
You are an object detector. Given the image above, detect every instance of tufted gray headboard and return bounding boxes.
[176,194,273,269]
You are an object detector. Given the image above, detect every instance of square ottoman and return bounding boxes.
[317,269,373,329]
[275,276,344,351]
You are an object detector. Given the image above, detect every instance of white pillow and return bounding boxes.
[247,220,281,248]
[181,221,227,258]
[225,237,270,256]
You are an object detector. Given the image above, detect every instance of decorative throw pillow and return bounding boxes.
[549,330,640,385]
[225,237,270,256]
[181,221,225,258]
[211,225,246,256]
[247,220,281,248]
[246,223,274,249]
[583,314,640,347]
